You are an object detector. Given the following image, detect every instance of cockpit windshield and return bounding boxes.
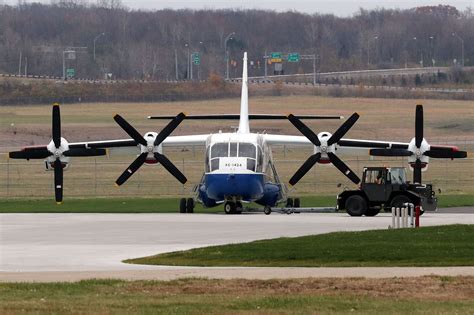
[208,142,260,172]
[211,143,228,158]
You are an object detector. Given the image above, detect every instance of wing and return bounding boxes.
[67,134,209,150]
[264,134,409,155]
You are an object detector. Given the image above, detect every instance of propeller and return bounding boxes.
[113,113,187,186]
[287,113,361,186]
[369,104,467,184]
[8,103,107,203]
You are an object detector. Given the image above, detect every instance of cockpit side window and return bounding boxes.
[211,143,228,158]
[238,143,256,158]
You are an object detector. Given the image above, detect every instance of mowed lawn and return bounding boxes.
[126,225,474,267]
[1,277,473,314]
[0,194,472,212]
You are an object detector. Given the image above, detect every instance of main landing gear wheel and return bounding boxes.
[264,206,272,215]
[286,198,294,207]
[186,198,195,213]
[235,202,243,214]
[179,198,186,213]
[224,202,236,214]
[293,198,301,208]
[345,195,367,216]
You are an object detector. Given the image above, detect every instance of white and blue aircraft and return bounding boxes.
[9,52,467,213]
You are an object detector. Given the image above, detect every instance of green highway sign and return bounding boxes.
[192,52,200,65]
[271,52,282,59]
[287,53,300,62]
[270,52,282,63]
[66,68,75,78]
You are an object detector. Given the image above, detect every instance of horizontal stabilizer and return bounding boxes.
[148,114,343,120]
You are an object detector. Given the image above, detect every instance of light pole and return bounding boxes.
[224,32,235,80]
[452,32,465,67]
[93,32,105,61]
[198,41,203,80]
[429,36,434,67]
[374,35,379,65]
[185,43,190,80]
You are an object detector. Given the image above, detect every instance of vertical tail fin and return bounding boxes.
[237,52,250,134]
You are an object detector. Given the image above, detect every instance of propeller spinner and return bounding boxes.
[8,103,107,203]
[113,113,187,186]
[287,113,361,186]
[370,105,467,184]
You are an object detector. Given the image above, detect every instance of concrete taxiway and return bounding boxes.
[1,211,473,281]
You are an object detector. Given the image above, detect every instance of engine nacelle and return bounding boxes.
[45,157,70,171]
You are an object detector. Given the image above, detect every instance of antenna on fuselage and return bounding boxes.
[237,52,250,134]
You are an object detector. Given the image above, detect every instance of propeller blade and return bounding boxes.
[113,114,147,146]
[63,148,107,157]
[52,103,61,148]
[9,149,51,159]
[327,113,359,146]
[369,148,412,157]
[415,104,423,147]
[289,153,321,186]
[153,153,187,184]
[154,113,186,146]
[327,152,361,184]
[53,158,63,204]
[424,149,467,159]
[287,114,321,146]
[115,153,148,186]
[413,159,422,184]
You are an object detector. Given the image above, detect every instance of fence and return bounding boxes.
[1,145,473,199]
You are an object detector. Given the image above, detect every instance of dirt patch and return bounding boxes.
[122,276,474,301]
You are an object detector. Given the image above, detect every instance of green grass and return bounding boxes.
[126,225,474,267]
[0,194,471,213]
[0,278,473,314]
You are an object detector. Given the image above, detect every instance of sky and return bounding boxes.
[2,1,473,16]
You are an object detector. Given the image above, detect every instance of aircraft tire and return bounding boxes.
[293,198,301,208]
[179,198,187,213]
[286,198,294,207]
[224,202,236,214]
[264,206,272,215]
[186,198,195,213]
[235,202,243,214]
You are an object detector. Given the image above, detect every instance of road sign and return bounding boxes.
[66,68,75,78]
[287,53,300,62]
[192,52,200,65]
[270,52,282,63]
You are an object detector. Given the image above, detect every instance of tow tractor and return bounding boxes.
[337,167,437,216]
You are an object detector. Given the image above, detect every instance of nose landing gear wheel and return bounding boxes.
[224,202,236,214]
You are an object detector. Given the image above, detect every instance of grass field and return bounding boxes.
[1,277,473,314]
[0,95,473,198]
[126,225,474,267]
[0,194,472,212]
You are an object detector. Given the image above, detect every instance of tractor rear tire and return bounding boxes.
[345,195,367,216]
